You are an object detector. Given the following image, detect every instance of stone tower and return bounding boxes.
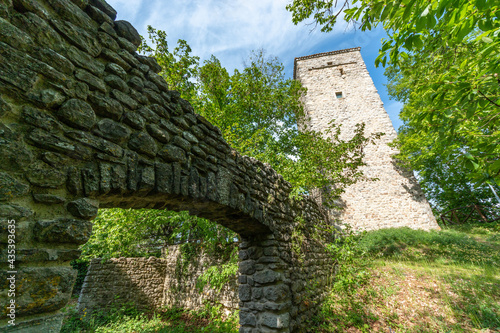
[294,47,439,231]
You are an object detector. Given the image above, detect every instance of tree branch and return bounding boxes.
[479,90,500,109]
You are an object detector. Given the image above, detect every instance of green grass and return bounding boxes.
[62,222,499,332]
[61,301,238,333]
[314,222,500,332]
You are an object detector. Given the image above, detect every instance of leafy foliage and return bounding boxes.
[326,226,370,292]
[386,39,500,212]
[196,248,238,293]
[358,225,500,266]
[141,30,380,207]
[286,0,500,209]
[139,26,199,102]
[61,301,238,333]
[81,209,237,261]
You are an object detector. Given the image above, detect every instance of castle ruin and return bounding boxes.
[294,48,440,231]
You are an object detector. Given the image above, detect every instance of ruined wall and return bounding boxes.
[294,48,439,231]
[161,245,238,311]
[0,0,335,332]
[78,247,239,316]
[77,257,169,313]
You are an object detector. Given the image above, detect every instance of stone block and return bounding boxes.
[0,16,33,52]
[123,111,145,130]
[259,312,290,329]
[253,270,279,284]
[111,88,138,110]
[114,20,141,47]
[46,0,96,32]
[147,124,170,143]
[264,284,289,302]
[0,172,29,201]
[0,267,76,317]
[56,98,96,130]
[33,194,65,204]
[89,0,117,20]
[128,132,158,158]
[66,130,124,158]
[34,218,92,244]
[239,311,256,327]
[12,0,50,20]
[138,165,155,194]
[239,260,256,275]
[26,162,66,188]
[158,144,186,163]
[0,204,33,220]
[94,118,131,144]
[155,162,172,194]
[86,4,113,25]
[239,284,251,302]
[82,165,100,197]
[75,68,106,92]
[51,18,101,57]
[29,129,92,160]
[104,74,129,92]
[67,198,98,219]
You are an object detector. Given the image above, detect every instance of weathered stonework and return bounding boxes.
[78,246,239,315]
[294,48,440,231]
[0,1,334,332]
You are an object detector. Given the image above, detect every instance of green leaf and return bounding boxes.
[421,4,431,17]
[403,1,414,22]
[482,36,493,43]
[381,4,392,21]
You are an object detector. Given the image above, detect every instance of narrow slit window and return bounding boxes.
[335,92,343,99]
[327,61,333,65]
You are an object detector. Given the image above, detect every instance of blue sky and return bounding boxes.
[106,0,404,130]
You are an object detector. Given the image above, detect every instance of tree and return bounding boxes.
[83,28,379,265]
[139,26,200,102]
[141,28,379,206]
[385,44,499,213]
[80,209,236,261]
[196,50,380,206]
[286,0,500,202]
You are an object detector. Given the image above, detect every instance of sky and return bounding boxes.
[106,0,404,130]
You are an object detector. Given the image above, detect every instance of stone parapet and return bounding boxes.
[0,0,335,331]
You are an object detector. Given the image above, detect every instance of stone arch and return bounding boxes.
[0,0,334,332]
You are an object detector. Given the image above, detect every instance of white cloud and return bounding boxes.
[107,0,348,73]
[105,0,400,127]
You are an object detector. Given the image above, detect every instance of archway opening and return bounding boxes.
[66,206,243,331]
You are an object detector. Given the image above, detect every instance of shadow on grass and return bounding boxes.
[312,288,379,333]
[442,270,500,330]
[357,226,500,267]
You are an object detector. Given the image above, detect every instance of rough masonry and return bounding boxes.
[0,0,334,332]
[78,246,239,315]
[294,48,440,231]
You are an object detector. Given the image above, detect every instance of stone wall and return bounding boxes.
[78,257,169,313]
[294,48,440,232]
[161,245,238,311]
[77,246,239,316]
[0,0,335,332]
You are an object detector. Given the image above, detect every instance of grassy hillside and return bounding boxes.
[316,222,500,332]
[61,222,499,332]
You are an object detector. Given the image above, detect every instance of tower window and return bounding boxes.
[335,92,343,99]
[327,61,333,65]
